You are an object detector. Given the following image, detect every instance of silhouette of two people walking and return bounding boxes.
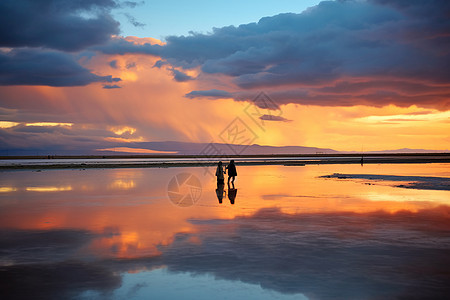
[215,160,237,204]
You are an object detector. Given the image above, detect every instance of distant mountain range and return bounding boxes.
[1,140,447,156]
[101,141,447,155]
[126,141,339,155]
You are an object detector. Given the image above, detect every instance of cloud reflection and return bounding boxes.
[108,179,136,190]
[0,187,17,193]
[160,206,450,300]
[1,206,450,299]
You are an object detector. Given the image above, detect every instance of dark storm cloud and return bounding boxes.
[189,82,450,109]
[0,49,120,87]
[170,68,194,82]
[185,89,233,99]
[0,0,130,51]
[252,86,450,109]
[109,59,119,68]
[103,84,121,89]
[153,60,169,68]
[96,0,450,109]
[0,0,140,86]
[108,60,135,70]
[259,114,291,122]
[126,62,136,69]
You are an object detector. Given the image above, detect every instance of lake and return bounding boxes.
[0,163,449,299]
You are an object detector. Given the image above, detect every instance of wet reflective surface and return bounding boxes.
[0,163,449,299]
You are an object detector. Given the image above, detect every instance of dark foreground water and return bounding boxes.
[0,163,449,299]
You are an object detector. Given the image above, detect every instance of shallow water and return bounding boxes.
[0,163,449,299]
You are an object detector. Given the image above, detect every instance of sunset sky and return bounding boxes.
[1,0,449,155]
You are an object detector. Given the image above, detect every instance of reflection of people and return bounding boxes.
[225,160,237,189]
[216,182,225,204]
[228,188,237,205]
[215,161,225,184]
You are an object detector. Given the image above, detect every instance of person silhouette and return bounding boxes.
[215,161,225,184]
[216,182,225,204]
[227,187,237,205]
[225,160,237,189]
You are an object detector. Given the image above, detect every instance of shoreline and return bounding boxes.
[321,173,450,191]
[1,154,449,170]
[1,152,449,160]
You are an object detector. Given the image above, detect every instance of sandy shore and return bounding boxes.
[0,153,449,170]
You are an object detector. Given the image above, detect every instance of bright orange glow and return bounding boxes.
[357,110,450,123]
[255,104,450,151]
[108,179,136,190]
[108,125,137,135]
[26,186,72,192]
[0,121,19,128]
[25,122,73,127]
[104,137,145,143]
[122,35,165,46]
[0,187,17,192]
